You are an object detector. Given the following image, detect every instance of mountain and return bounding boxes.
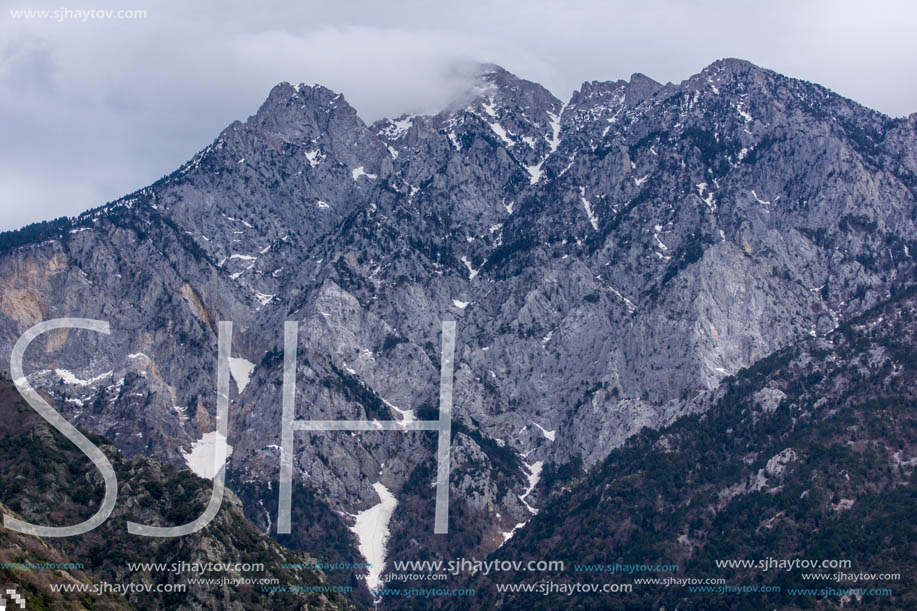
[0,57,915,603]
[0,375,354,610]
[440,286,917,610]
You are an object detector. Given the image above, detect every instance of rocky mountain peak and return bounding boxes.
[241,81,364,144]
[705,56,761,73]
[623,71,663,107]
[473,63,561,109]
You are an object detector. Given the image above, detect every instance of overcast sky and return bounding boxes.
[1,0,915,231]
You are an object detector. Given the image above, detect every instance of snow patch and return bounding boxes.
[481,96,498,118]
[608,286,637,311]
[526,162,543,184]
[352,482,397,591]
[304,150,323,167]
[55,369,112,387]
[383,398,416,426]
[545,104,565,153]
[751,190,770,205]
[381,116,414,140]
[519,460,543,514]
[489,122,514,147]
[460,256,479,280]
[182,432,233,480]
[579,187,599,230]
[352,166,377,181]
[704,192,716,211]
[501,521,528,544]
[228,357,255,393]
[736,103,752,123]
[697,182,716,211]
[452,299,469,309]
[254,292,274,306]
[532,422,556,442]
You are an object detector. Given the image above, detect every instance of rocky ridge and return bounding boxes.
[0,58,915,592]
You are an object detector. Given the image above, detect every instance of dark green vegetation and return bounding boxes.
[0,377,354,611]
[440,287,917,610]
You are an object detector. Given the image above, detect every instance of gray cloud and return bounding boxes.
[1,0,915,230]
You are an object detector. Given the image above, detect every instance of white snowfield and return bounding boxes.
[501,458,545,544]
[579,187,599,230]
[519,460,543,514]
[382,397,417,426]
[351,166,377,181]
[228,357,255,393]
[532,421,556,442]
[181,432,233,480]
[351,482,398,590]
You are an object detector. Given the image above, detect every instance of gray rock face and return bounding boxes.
[1,58,915,568]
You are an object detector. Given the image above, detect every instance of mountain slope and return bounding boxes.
[443,286,917,609]
[0,375,354,610]
[0,58,915,589]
